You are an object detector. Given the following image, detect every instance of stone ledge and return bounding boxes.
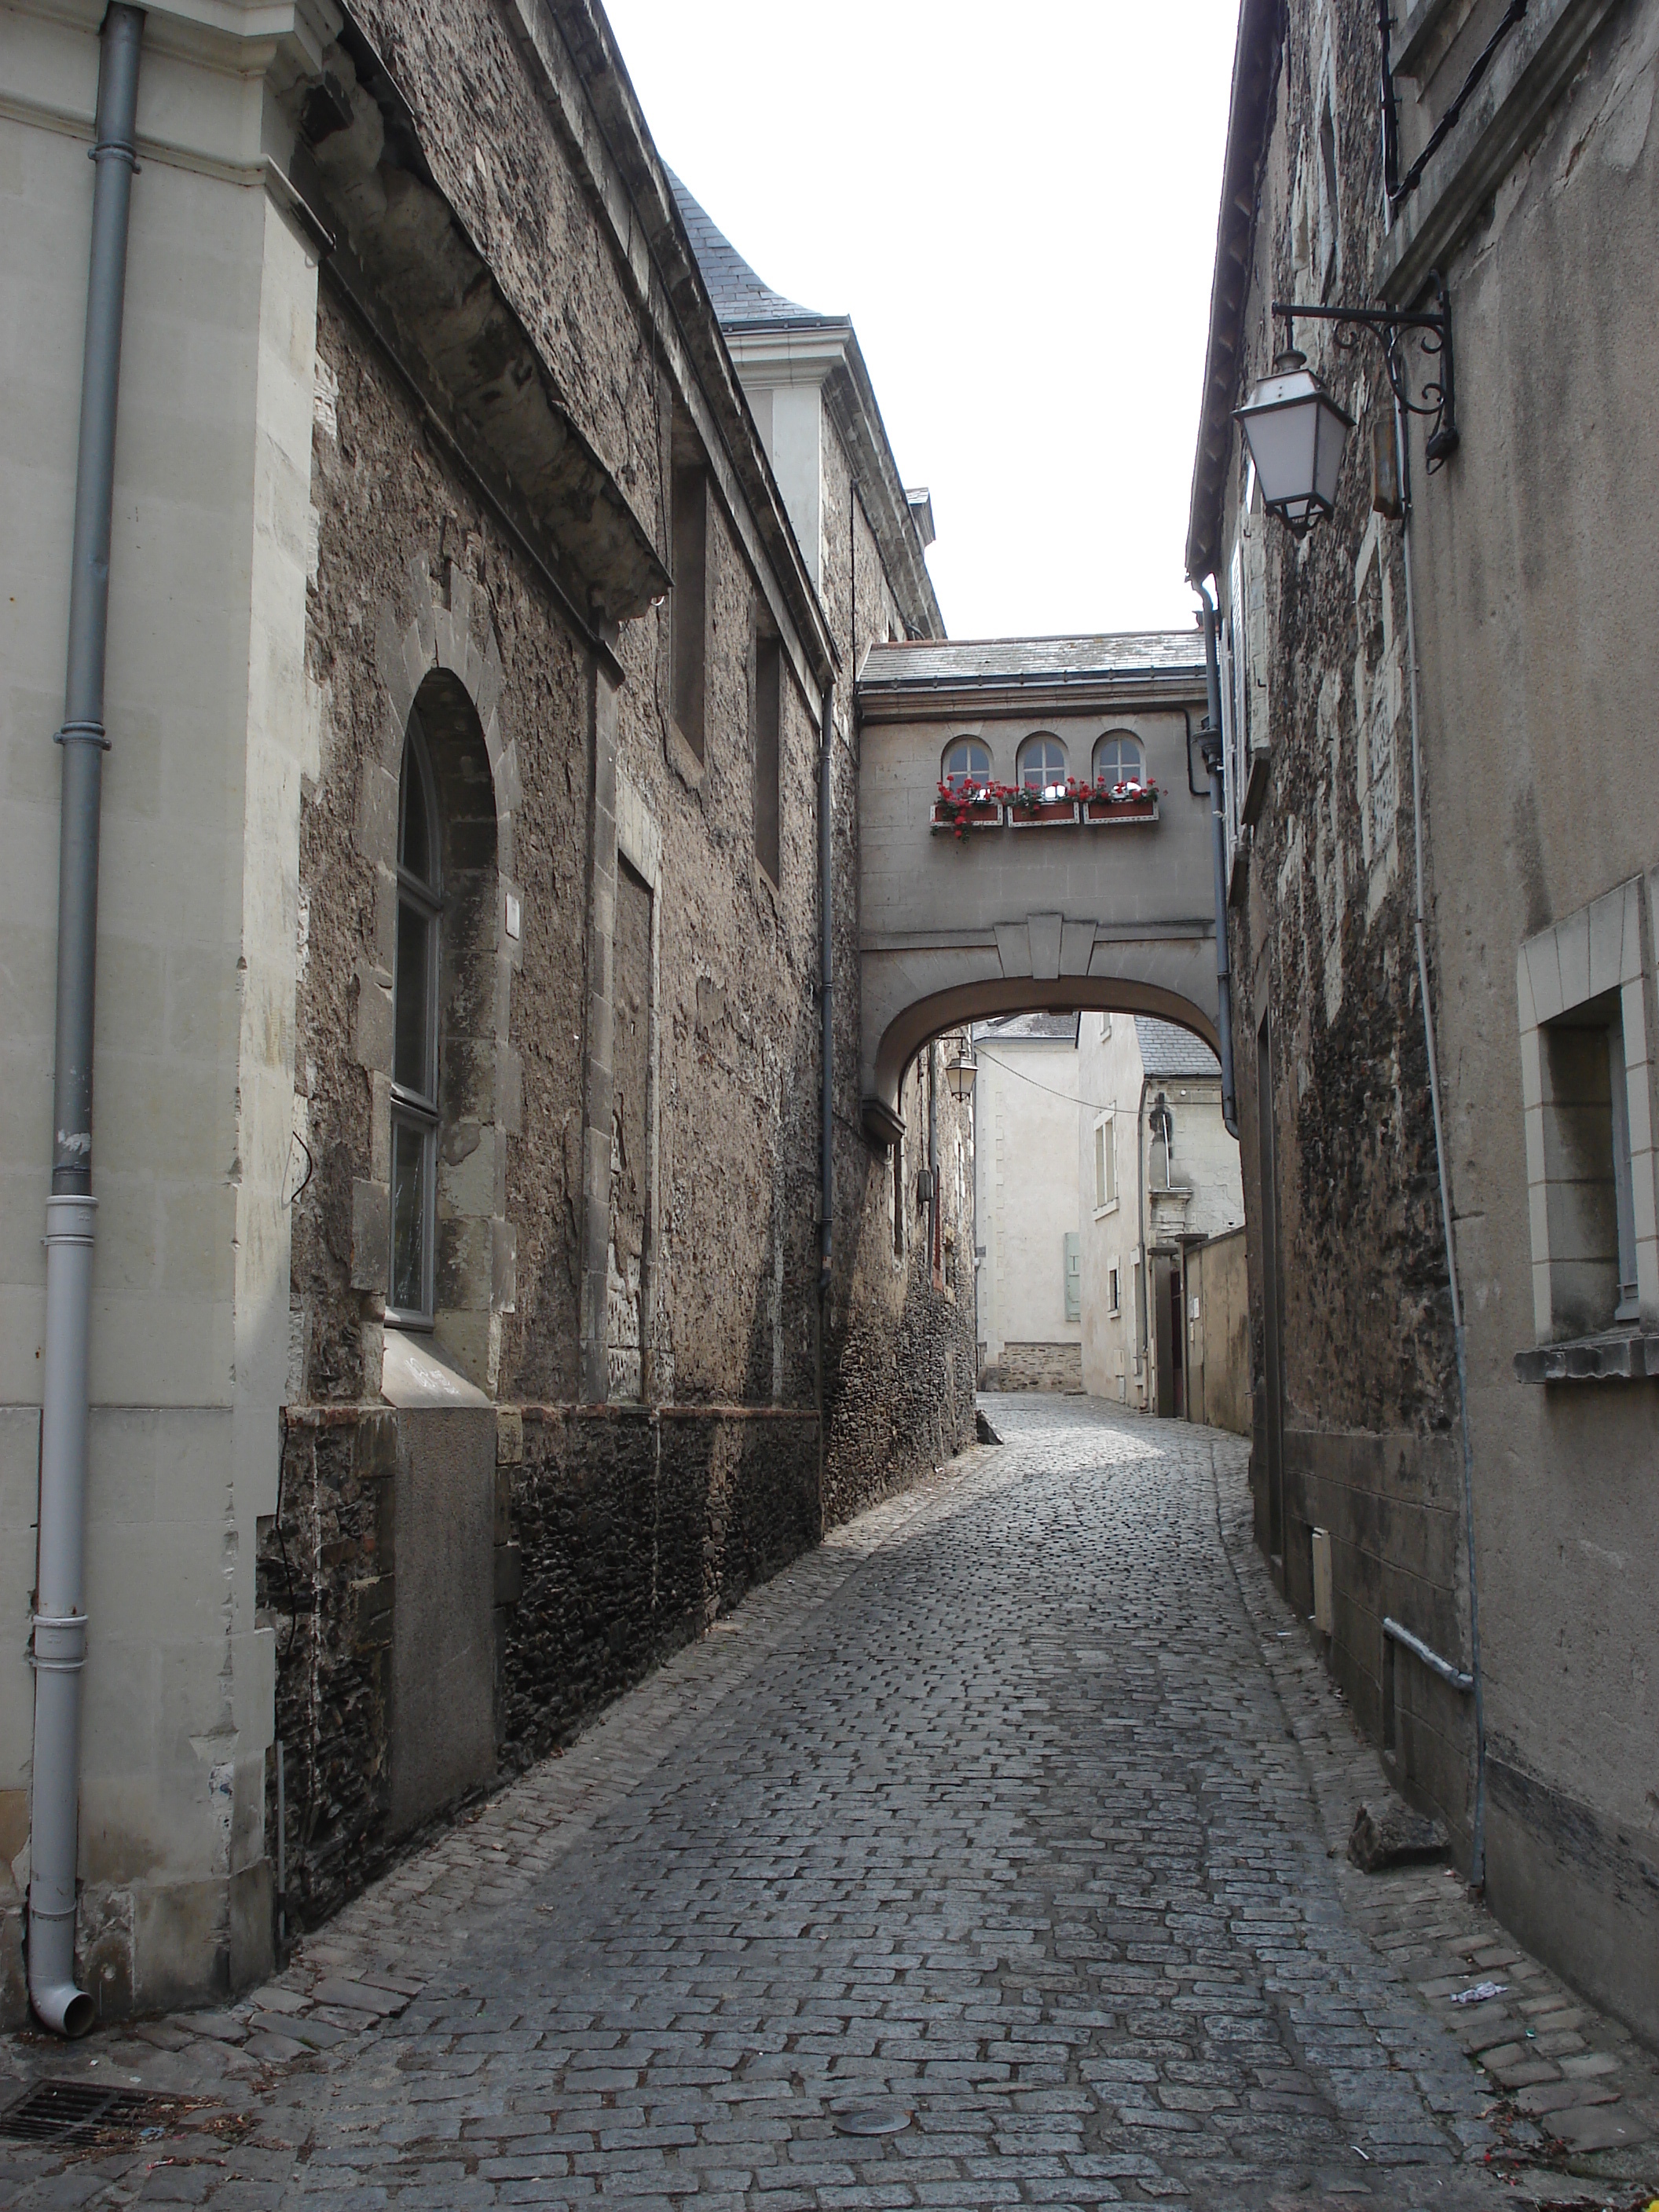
[1513,1331,1659,1383]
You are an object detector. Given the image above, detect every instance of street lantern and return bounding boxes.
[944,1037,976,1101]
[1234,349,1354,537]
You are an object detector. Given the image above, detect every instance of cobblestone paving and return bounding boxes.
[3,1399,1656,2210]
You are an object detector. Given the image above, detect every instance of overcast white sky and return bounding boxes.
[599,0,1241,641]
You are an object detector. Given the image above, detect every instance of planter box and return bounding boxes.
[1082,797,1159,825]
[930,799,1003,833]
[1006,800,1080,829]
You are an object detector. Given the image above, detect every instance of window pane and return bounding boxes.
[943,739,991,789]
[394,899,432,1097]
[1020,737,1065,789]
[390,1118,429,1316]
[399,733,432,883]
[1095,735,1144,784]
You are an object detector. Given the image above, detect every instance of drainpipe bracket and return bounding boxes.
[29,1613,90,1672]
[54,720,110,751]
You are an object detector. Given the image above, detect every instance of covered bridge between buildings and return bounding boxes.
[854,634,1219,1144]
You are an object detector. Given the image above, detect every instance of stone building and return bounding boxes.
[1075,1016,1244,1419]
[1189,0,1659,2039]
[0,0,976,2029]
[972,1016,1085,1393]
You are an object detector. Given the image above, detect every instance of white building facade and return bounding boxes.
[1075,1016,1243,1415]
[973,1016,1083,1390]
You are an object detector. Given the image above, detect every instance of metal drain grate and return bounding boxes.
[0,2078,182,2145]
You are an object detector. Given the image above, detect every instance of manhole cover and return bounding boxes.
[833,2100,914,2137]
[0,2080,185,2146]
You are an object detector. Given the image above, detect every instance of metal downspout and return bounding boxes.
[1196,585,1240,1138]
[819,679,835,1299]
[29,0,145,2040]
[1396,391,1488,1888]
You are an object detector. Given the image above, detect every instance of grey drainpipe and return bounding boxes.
[1195,584,1240,1138]
[30,0,145,2040]
[1395,391,1487,1888]
[819,679,835,1296]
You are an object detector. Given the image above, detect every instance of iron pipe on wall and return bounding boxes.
[30,0,145,2039]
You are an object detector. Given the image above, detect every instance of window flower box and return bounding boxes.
[931,788,1003,837]
[1082,778,1160,825]
[1007,797,1081,828]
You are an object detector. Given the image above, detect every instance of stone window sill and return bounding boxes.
[1513,1330,1659,1384]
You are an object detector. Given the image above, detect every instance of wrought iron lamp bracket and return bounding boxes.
[1271,273,1459,472]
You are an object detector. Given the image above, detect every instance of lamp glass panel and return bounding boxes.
[1313,396,1350,513]
[1241,398,1320,511]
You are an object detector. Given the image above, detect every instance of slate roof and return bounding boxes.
[1135,1016,1221,1078]
[861,632,1204,686]
[976,1013,1080,1043]
[668,170,819,328]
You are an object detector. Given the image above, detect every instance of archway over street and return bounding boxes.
[855,633,1216,1143]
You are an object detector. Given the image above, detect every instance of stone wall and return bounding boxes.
[255,0,976,1959]
[1187,1229,1250,1438]
[1206,0,1474,1861]
[1200,0,1659,2040]
[980,1342,1085,1393]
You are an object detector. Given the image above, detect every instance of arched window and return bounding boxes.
[390,712,442,1325]
[942,738,991,792]
[1093,731,1145,788]
[1017,734,1067,797]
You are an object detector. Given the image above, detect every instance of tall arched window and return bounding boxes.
[390,712,442,1325]
[1093,731,1145,787]
[1017,734,1067,796]
[942,738,991,792]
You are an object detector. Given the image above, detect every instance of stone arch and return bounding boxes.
[357,555,523,1390]
[865,975,1219,1149]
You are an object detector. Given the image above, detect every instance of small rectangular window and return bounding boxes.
[1064,1231,1081,1323]
[672,464,707,760]
[1539,996,1639,1334]
[1108,1264,1120,1316]
[1093,1113,1116,1210]
[753,632,781,882]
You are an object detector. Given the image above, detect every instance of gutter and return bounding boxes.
[1195,586,1240,1137]
[30,0,145,2040]
[1185,0,1287,584]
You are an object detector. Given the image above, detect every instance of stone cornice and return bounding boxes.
[508,0,839,698]
[1376,0,1625,304]
[856,665,1205,727]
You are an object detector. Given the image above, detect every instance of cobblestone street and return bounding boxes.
[3,1400,1656,2210]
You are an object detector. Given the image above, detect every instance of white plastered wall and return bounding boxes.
[974,1034,1082,1362]
[0,0,319,2008]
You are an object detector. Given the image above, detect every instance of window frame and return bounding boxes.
[1518,877,1658,1352]
[1016,733,1068,797]
[1092,731,1145,789]
[1093,1111,1118,1214]
[753,628,782,884]
[388,712,443,1331]
[671,462,709,761]
[942,737,992,793]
